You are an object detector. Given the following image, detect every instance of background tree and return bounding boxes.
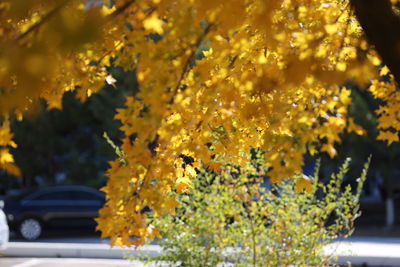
[0,66,137,191]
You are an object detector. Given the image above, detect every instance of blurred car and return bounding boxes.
[0,200,9,249]
[3,185,105,240]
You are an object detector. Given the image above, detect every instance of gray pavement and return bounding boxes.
[1,237,400,266]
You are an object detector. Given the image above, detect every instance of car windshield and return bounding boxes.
[5,189,37,202]
[5,187,104,203]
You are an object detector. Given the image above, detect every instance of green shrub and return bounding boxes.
[144,156,369,267]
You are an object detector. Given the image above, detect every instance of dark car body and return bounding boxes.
[3,185,105,239]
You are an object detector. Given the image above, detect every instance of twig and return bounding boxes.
[169,23,214,104]
[105,0,136,20]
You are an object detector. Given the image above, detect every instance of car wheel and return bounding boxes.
[19,218,42,241]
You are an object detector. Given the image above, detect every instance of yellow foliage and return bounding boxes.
[176,176,191,193]
[143,13,164,34]
[367,71,400,145]
[0,119,20,176]
[0,148,13,164]
[0,0,398,246]
[377,131,399,145]
[295,174,313,193]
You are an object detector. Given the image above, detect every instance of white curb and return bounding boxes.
[1,242,161,259]
[2,239,400,266]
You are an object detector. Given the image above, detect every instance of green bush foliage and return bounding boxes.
[144,155,369,266]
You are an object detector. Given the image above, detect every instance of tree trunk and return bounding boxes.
[386,197,395,227]
[351,0,400,85]
[383,150,396,227]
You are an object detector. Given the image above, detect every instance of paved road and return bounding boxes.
[0,258,144,267]
[10,236,109,244]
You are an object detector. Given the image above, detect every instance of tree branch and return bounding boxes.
[16,0,136,42]
[105,0,136,20]
[169,23,214,104]
[16,0,70,41]
[351,0,400,85]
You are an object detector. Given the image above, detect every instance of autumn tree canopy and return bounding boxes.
[1,0,400,246]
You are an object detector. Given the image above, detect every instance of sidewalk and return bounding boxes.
[326,237,400,266]
[0,258,144,267]
[2,237,400,266]
[1,242,161,259]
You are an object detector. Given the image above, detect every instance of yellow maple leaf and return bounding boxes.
[347,118,365,135]
[163,196,180,214]
[176,176,191,193]
[377,130,399,145]
[185,165,197,177]
[0,148,14,164]
[207,162,222,173]
[1,162,21,177]
[321,144,337,158]
[101,5,116,16]
[324,24,338,35]
[143,13,164,34]
[295,174,313,193]
[339,88,351,106]
[380,66,390,76]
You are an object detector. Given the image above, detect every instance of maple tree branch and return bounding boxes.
[16,0,136,42]
[16,0,70,41]
[169,23,214,104]
[351,0,400,85]
[105,0,136,20]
